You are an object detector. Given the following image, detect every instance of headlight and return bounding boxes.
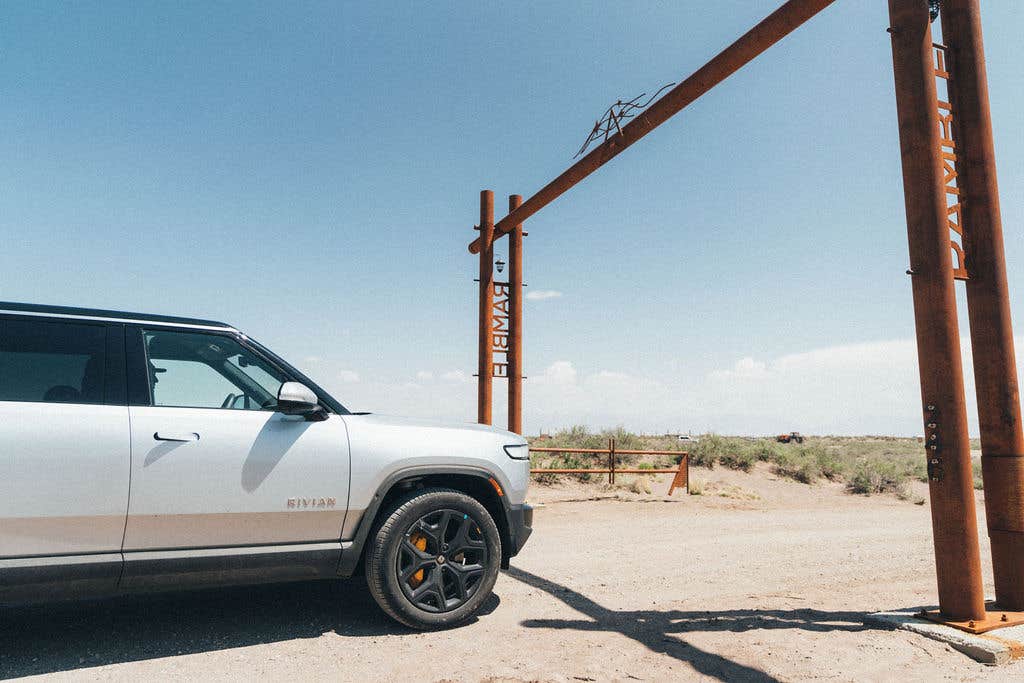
[503,444,530,460]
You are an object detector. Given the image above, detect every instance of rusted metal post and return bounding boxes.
[888,0,985,622]
[477,190,494,425]
[602,438,610,485]
[941,0,1024,611]
[608,438,614,485]
[469,0,836,254]
[508,194,524,435]
[668,454,689,496]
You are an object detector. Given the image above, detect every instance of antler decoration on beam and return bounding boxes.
[573,82,676,158]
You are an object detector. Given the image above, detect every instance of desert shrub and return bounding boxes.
[530,451,594,484]
[625,477,651,494]
[815,449,847,481]
[531,450,561,485]
[749,439,784,463]
[529,430,932,502]
[689,434,724,468]
[545,425,606,451]
[845,468,877,495]
[692,434,927,498]
[558,453,594,483]
[973,460,984,490]
[904,458,927,483]
[688,433,753,470]
[845,459,908,497]
[532,469,560,485]
[655,456,677,468]
[529,426,695,485]
[770,444,846,484]
[604,426,642,451]
[718,448,757,472]
[770,451,819,484]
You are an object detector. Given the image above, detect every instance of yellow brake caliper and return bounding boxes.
[409,531,428,587]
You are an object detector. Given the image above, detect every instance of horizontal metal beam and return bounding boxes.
[530,447,688,457]
[530,468,681,475]
[468,0,836,254]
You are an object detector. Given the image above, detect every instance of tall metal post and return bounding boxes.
[477,190,494,425]
[508,194,524,434]
[888,0,985,622]
[941,0,1024,610]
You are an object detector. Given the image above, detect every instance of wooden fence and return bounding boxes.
[529,438,689,494]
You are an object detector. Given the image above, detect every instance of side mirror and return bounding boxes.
[277,382,321,416]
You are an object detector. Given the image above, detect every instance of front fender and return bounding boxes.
[336,464,516,577]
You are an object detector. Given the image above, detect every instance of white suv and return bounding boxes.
[0,302,533,629]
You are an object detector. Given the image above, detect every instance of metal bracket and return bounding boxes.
[924,403,942,481]
[921,607,1024,634]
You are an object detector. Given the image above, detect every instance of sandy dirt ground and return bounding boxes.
[1,464,1017,682]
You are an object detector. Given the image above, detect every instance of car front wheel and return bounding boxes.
[365,487,502,629]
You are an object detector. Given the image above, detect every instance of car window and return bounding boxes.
[143,329,288,410]
[0,318,106,404]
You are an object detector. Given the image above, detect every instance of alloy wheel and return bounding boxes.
[397,508,489,612]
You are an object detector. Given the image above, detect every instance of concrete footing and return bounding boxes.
[866,607,1024,665]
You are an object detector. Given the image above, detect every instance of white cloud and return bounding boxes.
[593,370,630,381]
[441,370,472,383]
[526,289,563,301]
[702,339,921,435]
[518,337,1022,436]
[710,356,768,380]
[535,360,577,386]
[297,335,1024,437]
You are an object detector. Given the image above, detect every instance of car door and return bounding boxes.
[122,325,350,554]
[0,315,129,594]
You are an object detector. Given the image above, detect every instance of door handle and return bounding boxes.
[154,432,200,442]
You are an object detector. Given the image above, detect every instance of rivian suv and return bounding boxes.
[0,302,533,629]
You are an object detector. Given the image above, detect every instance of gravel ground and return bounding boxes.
[0,464,1016,682]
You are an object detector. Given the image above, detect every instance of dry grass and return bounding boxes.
[529,426,686,485]
[529,427,956,500]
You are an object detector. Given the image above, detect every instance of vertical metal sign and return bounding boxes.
[941,0,1024,612]
[932,44,968,280]
[491,281,510,379]
[476,191,525,434]
[888,0,986,623]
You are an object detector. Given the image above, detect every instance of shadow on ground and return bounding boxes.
[0,579,498,678]
[0,568,884,681]
[507,566,880,683]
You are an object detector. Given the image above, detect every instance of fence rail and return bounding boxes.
[530,438,689,494]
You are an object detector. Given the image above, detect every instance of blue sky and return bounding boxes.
[2,2,1022,435]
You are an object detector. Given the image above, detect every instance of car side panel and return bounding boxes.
[124,408,350,550]
[0,402,130,558]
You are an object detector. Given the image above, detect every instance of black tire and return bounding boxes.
[365,487,501,630]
